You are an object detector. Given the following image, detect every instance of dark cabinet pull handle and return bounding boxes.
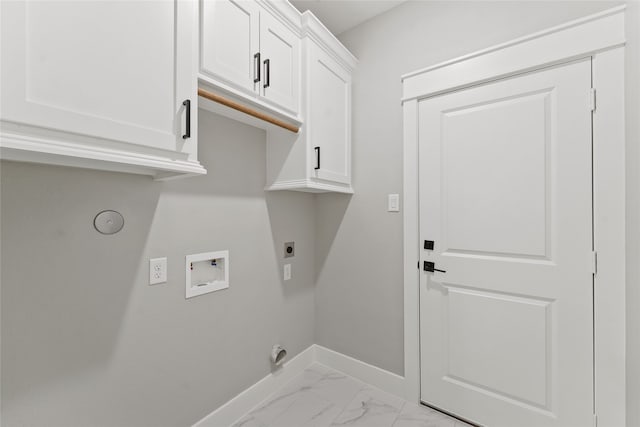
[314,146,320,170]
[254,52,261,83]
[263,59,270,89]
[182,99,191,139]
[423,261,446,273]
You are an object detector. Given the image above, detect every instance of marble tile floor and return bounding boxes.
[230,363,473,427]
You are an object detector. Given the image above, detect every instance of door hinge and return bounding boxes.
[593,414,598,427]
[591,251,598,274]
[590,88,597,112]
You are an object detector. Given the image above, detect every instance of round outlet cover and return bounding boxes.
[94,210,124,235]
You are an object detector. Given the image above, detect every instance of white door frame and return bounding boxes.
[401,6,626,427]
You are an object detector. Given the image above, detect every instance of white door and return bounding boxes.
[419,59,593,427]
[1,0,195,152]
[309,43,351,185]
[259,12,300,114]
[200,0,260,94]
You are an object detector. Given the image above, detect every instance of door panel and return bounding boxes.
[444,91,550,258]
[260,12,299,114]
[419,60,593,427]
[446,287,550,407]
[200,0,259,94]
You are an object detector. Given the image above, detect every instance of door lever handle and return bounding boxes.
[423,261,446,273]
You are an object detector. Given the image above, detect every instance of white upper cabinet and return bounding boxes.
[200,0,260,93]
[0,0,205,179]
[199,0,300,117]
[259,11,300,113]
[265,11,356,194]
[308,43,351,185]
[197,2,354,193]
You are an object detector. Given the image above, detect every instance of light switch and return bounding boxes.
[388,194,400,212]
[284,264,291,281]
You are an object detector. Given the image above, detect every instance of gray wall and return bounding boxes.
[0,111,317,427]
[315,0,622,376]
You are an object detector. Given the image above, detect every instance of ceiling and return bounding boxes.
[290,0,407,35]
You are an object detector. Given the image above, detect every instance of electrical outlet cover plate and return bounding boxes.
[149,257,167,285]
[185,250,229,299]
[284,242,294,258]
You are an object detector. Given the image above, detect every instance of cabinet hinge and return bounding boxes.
[591,251,598,274]
[590,88,597,112]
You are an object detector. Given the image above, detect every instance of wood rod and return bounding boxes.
[197,88,299,133]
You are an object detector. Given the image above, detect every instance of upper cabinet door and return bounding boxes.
[1,0,195,153]
[309,45,351,185]
[259,12,300,114]
[200,0,260,94]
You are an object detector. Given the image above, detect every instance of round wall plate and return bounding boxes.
[94,210,124,235]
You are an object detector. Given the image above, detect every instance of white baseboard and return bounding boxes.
[192,344,406,427]
[193,345,315,427]
[314,345,406,400]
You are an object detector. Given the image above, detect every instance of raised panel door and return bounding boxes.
[259,12,299,114]
[419,59,593,427]
[200,0,260,94]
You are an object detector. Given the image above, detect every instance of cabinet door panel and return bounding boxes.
[309,46,351,184]
[260,12,299,114]
[201,0,259,94]
[1,0,191,152]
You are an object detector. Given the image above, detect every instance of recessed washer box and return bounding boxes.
[185,250,229,299]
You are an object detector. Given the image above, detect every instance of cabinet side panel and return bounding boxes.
[265,127,307,187]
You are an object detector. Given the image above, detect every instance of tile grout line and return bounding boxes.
[389,401,408,427]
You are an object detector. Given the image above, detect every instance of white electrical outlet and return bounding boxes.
[149,257,167,285]
[284,264,292,281]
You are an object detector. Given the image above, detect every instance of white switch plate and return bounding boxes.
[149,257,167,285]
[284,264,291,281]
[388,194,400,212]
